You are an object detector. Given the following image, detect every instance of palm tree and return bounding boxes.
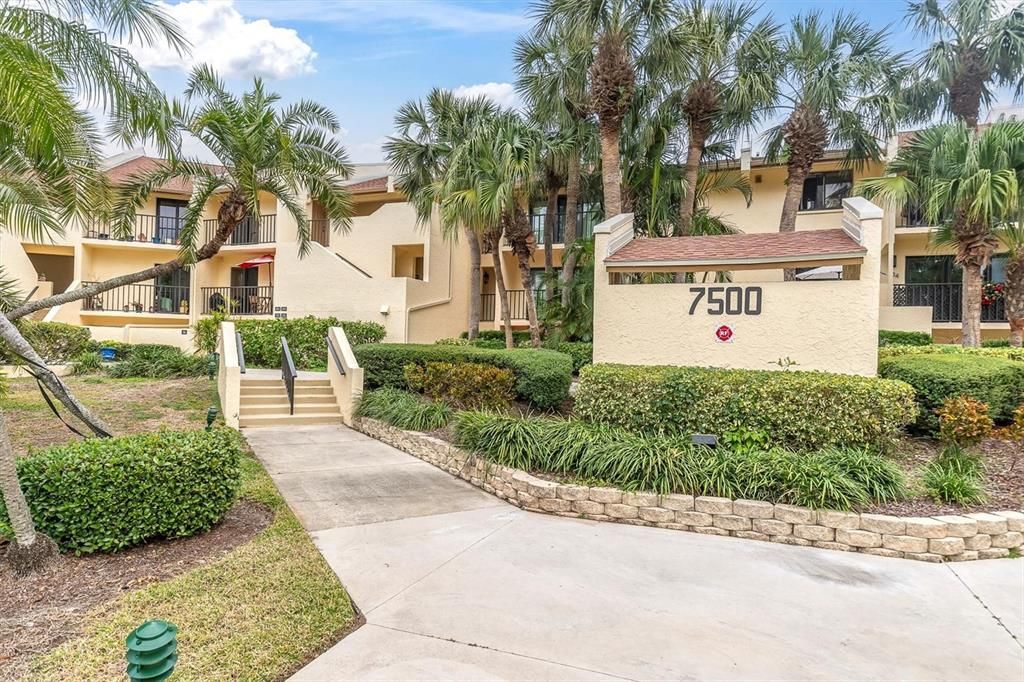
[665,0,780,234]
[764,10,905,279]
[904,0,1024,129]
[384,90,499,339]
[535,0,676,218]
[515,26,595,307]
[859,119,1024,346]
[1000,225,1024,346]
[9,66,354,322]
[0,0,184,574]
[444,112,548,347]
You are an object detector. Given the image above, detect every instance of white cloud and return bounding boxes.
[237,0,529,35]
[452,82,519,110]
[130,0,316,79]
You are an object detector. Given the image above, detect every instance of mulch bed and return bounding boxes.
[0,500,272,681]
[863,436,1024,517]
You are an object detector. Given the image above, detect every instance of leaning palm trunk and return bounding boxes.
[484,226,515,349]
[560,155,581,308]
[0,315,111,436]
[1,409,58,574]
[1006,254,1024,347]
[465,226,482,340]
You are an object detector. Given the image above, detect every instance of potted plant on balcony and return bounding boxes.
[151,235,161,244]
[132,301,143,313]
[137,232,147,242]
[982,282,1005,307]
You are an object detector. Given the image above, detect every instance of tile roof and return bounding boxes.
[103,156,224,195]
[344,175,388,193]
[605,229,866,266]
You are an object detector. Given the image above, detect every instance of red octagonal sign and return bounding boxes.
[715,324,734,343]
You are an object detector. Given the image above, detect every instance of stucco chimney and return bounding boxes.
[740,147,751,173]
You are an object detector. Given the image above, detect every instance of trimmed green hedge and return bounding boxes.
[879,330,932,346]
[0,429,243,553]
[236,316,386,370]
[554,342,593,373]
[1,321,92,363]
[878,354,1024,432]
[462,329,532,344]
[354,343,572,409]
[878,344,1024,361]
[575,364,917,450]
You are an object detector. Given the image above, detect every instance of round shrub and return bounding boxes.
[0,429,243,553]
[879,353,1024,432]
[575,364,917,451]
[554,341,593,373]
[937,396,994,446]
[404,361,515,410]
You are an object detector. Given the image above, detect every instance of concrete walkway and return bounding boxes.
[245,425,1024,681]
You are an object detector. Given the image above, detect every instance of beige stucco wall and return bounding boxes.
[879,306,934,334]
[0,232,40,295]
[592,199,883,377]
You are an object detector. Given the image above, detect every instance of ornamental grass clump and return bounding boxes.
[921,445,986,505]
[453,413,906,510]
[355,388,453,432]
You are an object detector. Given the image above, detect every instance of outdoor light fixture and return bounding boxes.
[206,352,219,380]
[126,619,177,682]
[691,434,718,448]
[206,407,218,431]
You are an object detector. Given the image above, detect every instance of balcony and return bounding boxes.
[481,289,547,322]
[204,215,276,245]
[201,286,274,316]
[81,281,190,315]
[529,208,602,246]
[84,215,186,244]
[893,283,1007,323]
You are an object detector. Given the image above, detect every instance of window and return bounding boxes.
[905,256,960,284]
[156,198,188,242]
[799,171,852,211]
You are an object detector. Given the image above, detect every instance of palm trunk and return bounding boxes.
[0,314,111,436]
[8,193,248,321]
[1006,255,1024,348]
[465,226,482,340]
[518,254,542,348]
[962,263,984,347]
[560,155,581,309]
[1,408,58,574]
[490,234,514,350]
[543,188,556,303]
[779,163,810,282]
[679,134,704,235]
[600,128,623,218]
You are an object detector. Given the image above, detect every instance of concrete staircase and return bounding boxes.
[239,376,343,427]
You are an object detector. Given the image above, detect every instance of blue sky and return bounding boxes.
[131,1,945,163]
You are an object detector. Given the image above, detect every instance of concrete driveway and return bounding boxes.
[245,425,1024,681]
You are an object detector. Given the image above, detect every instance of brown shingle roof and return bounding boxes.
[104,156,224,195]
[606,229,866,266]
[344,175,388,193]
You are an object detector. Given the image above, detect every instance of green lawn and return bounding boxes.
[1,377,355,680]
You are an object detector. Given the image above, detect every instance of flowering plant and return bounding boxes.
[982,282,1005,306]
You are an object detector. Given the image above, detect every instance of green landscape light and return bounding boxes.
[126,619,177,682]
[206,407,218,431]
[206,352,219,380]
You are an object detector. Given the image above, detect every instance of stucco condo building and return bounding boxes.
[1,133,1013,346]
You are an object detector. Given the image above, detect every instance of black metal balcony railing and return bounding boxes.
[201,286,274,315]
[480,289,547,322]
[204,215,276,245]
[529,209,602,246]
[893,283,1007,322]
[81,281,190,314]
[84,215,186,244]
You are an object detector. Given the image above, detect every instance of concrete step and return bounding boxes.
[239,394,331,406]
[240,403,341,416]
[239,413,344,428]
[240,377,331,388]
[241,385,333,397]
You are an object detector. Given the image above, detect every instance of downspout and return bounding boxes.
[403,243,454,343]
